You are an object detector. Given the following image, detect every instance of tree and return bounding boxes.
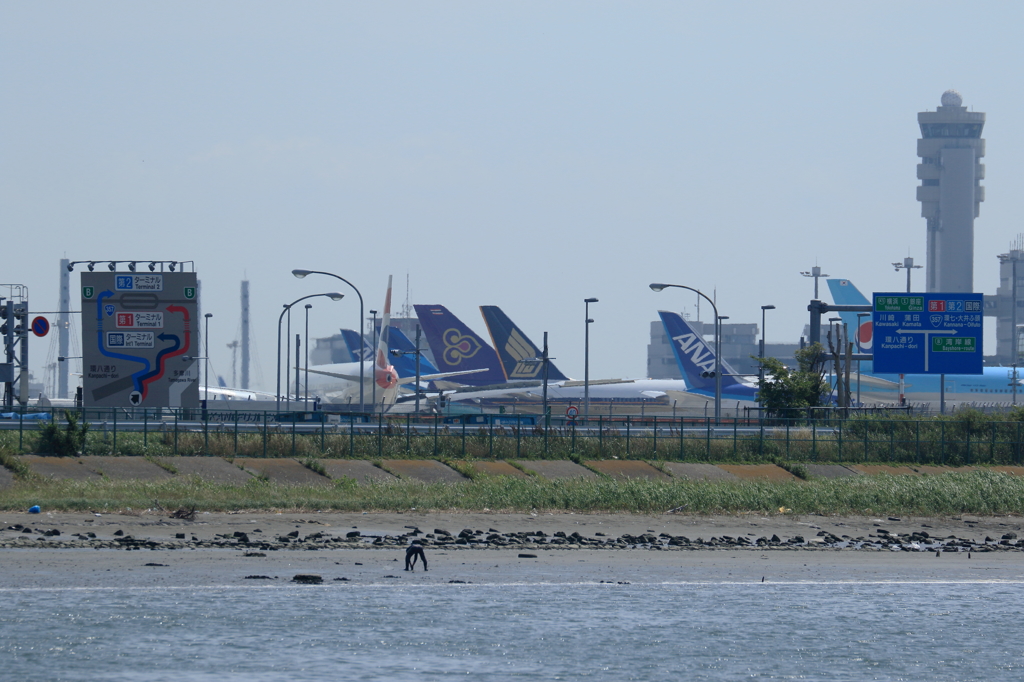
[755,343,829,418]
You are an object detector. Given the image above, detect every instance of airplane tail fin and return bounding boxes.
[658,311,744,390]
[413,304,508,385]
[478,306,568,381]
[339,329,369,363]
[373,276,398,391]
[385,325,440,377]
[825,279,873,351]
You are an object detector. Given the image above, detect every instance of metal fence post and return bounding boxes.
[461,420,467,457]
[626,416,631,457]
[489,420,494,458]
[940,421,945,464]
[174,411,179,455]
[112,408,117,455]
[377,411,383,459]
[349,414,354,457]
[599,415,603,454]
[516,415,521,459]
[320,415,325,454]
[204,408,210,455]
[652,416,657,456]
[234,412,239,454]
[679,416,684,460]
[291,418,297,457]
[406,414,411,453]
[262,412,268,457]
[18,412,23,452]
[705,417,711,458]
[433,414,439,456]
[143,410,148,448]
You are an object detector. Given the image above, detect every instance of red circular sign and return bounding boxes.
[31,316,50,337]
[565,405,579,419]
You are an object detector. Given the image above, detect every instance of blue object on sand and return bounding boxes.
[29,505,40,514]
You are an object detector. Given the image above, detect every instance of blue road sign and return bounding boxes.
[872,292,983,374]
[30,316,49,338]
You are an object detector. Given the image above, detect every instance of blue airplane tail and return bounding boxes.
[478,306,568,382]
[340,329,370,362]
[413,304,509,385]
[658,311,746,391]
[384,325,440,377]
[825,279,873,351]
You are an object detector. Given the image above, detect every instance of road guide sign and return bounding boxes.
[872,292,983,374]
[81,271,200,408]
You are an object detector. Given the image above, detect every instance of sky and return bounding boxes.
[3,2,1024,392]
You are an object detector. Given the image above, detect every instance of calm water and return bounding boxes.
[3,582,1023,681]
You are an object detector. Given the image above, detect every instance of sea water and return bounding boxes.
[3,581,1023,681]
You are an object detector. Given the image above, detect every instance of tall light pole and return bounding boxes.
[759,305,775,413]
[651,283,722,423]
[892,256,922,294]
[800,265,829,300]
[304,304,312,409]
[390,325,425,414]
[277,292,344,411]
[584,297,598,422]
[292,270,364,412]
[370,310,378,414]
[204,313,212,406]
[856,312,869,409]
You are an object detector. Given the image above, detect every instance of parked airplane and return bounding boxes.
[301,277,483,408]
[826,278,1024,404]
[477,305,702,404]
[656,311,760,402]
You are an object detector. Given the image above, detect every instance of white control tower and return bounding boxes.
[917,90,985,293]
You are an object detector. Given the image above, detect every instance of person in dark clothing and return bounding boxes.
[405,542,427,571]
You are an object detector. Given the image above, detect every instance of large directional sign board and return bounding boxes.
[872,292,983,375]
[81,272,199,408]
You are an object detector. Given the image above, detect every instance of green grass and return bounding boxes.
[4,470,1024,517]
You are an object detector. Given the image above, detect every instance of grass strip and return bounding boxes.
[3,470,1024,517]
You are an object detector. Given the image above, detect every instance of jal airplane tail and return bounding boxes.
[413,304,507,385]
[658,311,745,391]
[826,279,873,351]
[479,306,568,382]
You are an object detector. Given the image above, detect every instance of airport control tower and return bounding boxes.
[917,90,985,293]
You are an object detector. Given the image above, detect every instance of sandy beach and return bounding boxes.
[3,511,1024,588]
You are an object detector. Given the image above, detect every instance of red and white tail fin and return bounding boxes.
[374,275,398,390]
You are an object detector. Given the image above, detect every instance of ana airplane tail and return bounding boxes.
[825,279,873,351]
[413,304,508,385]
[658,311,745,391]
[479,306,568,382]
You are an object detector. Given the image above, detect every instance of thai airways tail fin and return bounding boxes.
[658,311,744,390]
[384,325,440,378]
[412,304,508,385]
[479,306,569,382]
[826,279,873,351]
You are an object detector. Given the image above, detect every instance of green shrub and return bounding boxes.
[36,411,89,457]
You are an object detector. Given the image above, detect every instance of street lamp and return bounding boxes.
[369,309,378,414]
[759,305,775,413]
[304,304,312,409]
[650,283,723,423]
[390,324,425,414]
[204,313,212,406]
[584,297,598,422]
[292,269,365,412]
[277,293,344,411]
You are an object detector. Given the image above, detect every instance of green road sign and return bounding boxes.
[932,337,977,352]
[184,287,196,300]
[874,295,924,313]
[82,286,94,299]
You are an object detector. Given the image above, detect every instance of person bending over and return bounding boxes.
[405,542,427,571]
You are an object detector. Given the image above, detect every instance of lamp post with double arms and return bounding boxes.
[584,297,598,423]
[650,283,722,423]
[277,293,344,412]
[390,324,425,414]
[292,270,364,412]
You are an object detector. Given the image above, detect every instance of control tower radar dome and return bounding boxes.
[941,89,963,107]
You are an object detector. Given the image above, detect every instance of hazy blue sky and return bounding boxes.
[3,2,1023,390]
